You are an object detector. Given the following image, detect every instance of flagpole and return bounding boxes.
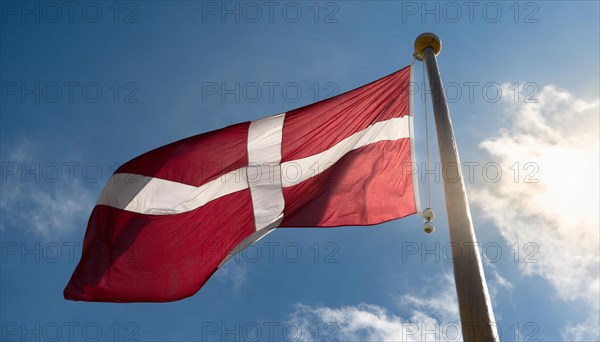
[414,33,500,342]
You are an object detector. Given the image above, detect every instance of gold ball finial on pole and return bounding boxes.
[413,32,442,61]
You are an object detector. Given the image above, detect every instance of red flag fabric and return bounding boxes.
[64,65,417,302]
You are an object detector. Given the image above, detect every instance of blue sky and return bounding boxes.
[1,1,599,341]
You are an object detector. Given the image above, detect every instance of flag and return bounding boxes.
[64,65,417,302]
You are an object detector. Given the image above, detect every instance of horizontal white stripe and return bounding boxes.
[97,171,247,215]
[280,116,410,187]
[247,113,286,231]
[97,116,410,215]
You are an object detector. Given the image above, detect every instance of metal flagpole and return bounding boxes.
[413,33,500,342]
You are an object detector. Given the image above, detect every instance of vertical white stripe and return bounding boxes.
[247,113,286,231]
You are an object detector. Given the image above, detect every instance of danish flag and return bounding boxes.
[64,65,417,302]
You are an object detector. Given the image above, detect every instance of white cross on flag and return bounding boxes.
[65,65,417,302]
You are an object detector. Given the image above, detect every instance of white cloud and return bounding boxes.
[0,140,94,240]
[484,261,514,300]
[216,259,251,292]
[398,273,460,323]
[288,274,464,342]
[562,316,600,342]
[472,84,600,340]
